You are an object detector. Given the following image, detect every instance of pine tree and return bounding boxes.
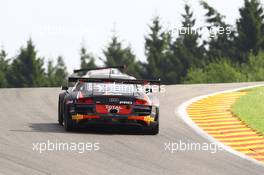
[7,39,46,87]
[46,56,68,86]
[54,56,68,85]
[200,0,236,62]
[47,60,56,86]
[236,0,264,62]
[172,4,205,79]
[144,17,169,80]
[144,16,185,84]
[0,48,9,87]
[200,0,226,27]
[80,47,96,69]
[103,35,142,78]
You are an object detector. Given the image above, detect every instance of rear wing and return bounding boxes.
[68,77,161,85]
[73,65,126,74]
[66,77,162,92]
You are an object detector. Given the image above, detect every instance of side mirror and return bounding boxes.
[61,86,68,91]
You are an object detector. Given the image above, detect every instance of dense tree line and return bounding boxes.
[1,0,264,87]
[0,39,68,88]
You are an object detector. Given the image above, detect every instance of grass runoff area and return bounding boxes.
[232,87,264,135]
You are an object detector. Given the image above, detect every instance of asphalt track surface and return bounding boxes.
[1,83,264,175]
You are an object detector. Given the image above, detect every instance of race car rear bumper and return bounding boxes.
[71,114,155,126]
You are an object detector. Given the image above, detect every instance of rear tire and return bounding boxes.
[64,115,77,131]
[146,108,159,135]
[146,122,159,135]
[58,93,65,125]
[58,102,63,126]
[63,106,77,131]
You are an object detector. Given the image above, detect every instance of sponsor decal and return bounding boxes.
[120,101,133,105]
[109,98,119,103]
[105,105,122,113]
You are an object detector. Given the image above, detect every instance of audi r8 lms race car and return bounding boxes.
[58,66,161,135]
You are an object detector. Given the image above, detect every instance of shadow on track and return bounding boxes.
[26,122,148,135]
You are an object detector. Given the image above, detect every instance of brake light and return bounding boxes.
[135,99,149,105]
[76,98,93,104]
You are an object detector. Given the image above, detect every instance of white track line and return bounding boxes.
[176,84,264,167]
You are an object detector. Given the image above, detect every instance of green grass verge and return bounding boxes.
[232,87,264,135]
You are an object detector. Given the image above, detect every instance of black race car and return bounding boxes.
[58,66,160,134]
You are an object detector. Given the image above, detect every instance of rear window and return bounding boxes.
[74,82,136,94]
